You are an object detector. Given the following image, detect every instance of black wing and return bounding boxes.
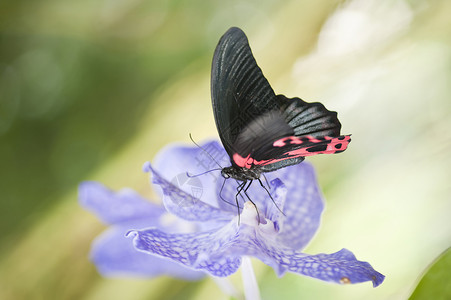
[231,95,350,172]
[277,95,341,138]
[211,27,350,172]
[211,27,277,158]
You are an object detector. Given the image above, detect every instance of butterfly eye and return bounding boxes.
[221,169,231,179]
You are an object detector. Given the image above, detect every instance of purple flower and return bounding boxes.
[78,181,205,280]
[126,140,385,287]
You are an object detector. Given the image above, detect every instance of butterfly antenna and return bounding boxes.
[186,168,222,178]
[257,178,285,216]
[189,133,223,169]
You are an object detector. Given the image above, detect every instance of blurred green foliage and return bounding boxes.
[0,0,279,251]
[410,248,451,300]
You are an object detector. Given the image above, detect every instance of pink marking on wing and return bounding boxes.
[273,139,286,147]
[273,135,325,147]
[259,135,351,166]
[232,153,254,169]
[236,135,351,169]
[299,135,351,156]
[305,135,323,143]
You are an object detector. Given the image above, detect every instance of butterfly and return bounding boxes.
[211,27,351,188]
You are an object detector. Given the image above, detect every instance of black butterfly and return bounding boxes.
[211,27,350,187]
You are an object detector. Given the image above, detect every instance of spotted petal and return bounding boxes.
[143,162,231,223]
[272,162,324,249]
[129,221,242,277]
[129,201,384,287]
[91,221,204,280]
[214,161,324,250]
[79,181,205,280]
[79,181,164,225]
[279,248,385,287]
[152,141,230,208]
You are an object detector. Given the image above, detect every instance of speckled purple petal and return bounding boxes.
[79,181,207,280]
[271,162,324,250]
[213,161,323,250]
[279,248,385,287]
[79,181,164,225]
[262,178,287,226]
[80,141,384,287]
[90,220,205,280]
[230,231,384,287]
[152,141,229,208]
[129,221,242,277]
[129,215,383,286]
[143,162,232,223]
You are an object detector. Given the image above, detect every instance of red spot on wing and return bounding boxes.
[233,135,351,169]
[273,135,331,147]
[232,153,253,168]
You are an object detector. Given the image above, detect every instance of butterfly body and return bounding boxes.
[211,27,351,183]
[221,165,262,181]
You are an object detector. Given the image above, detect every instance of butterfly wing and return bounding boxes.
[211,27,351,172]
[231,95,351,172]
[211,27,278,159]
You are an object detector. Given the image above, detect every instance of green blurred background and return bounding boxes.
[0,0,450,299]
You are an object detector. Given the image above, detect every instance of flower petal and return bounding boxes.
[272,162,325,249]
[78,181,164,225]
[144,162,231,223]
[129,222,242,277]
[235,227,384,287]
[91,221,205,280]
[225,224,384,287]
[244,240,384,286]
[152,141,230,208]
[261,178,287,227]
[278,248,385,287]
[220,199,383,287]
[213,161,322,252]
[128,204,384,286]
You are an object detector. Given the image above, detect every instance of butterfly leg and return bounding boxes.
[218,177,237,208]
[234,179,247,202]
[242,180,261,223]
[262,173,271,190]
[235,181,248,223]
[257,178,285,216]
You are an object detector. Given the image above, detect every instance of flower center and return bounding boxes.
[240,202,260,226]
[240,202,278,235]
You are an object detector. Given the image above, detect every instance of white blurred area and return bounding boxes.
[270,0,451,299]
[292,0,414,109]
[315,0,413,56]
